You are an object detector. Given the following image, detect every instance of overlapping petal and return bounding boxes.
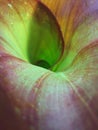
[0,0,64,69]
[55,8,98,70]
[0,53,51,130]
[40,0,87,44]
[0,0,98,130]
[0,54,98,130]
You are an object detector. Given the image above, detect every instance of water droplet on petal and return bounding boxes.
[8,3,13,9]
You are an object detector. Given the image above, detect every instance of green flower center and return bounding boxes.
[0,2,64,71]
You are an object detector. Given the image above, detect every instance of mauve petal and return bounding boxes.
[32,73,98,130]
[1,54,98,130]
[0,53,51,130]
[0,0,98,130]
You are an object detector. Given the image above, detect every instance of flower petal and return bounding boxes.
[0,53,51,129]
[40,0,87,45]
[0,0,64,69]
[0,0,98,130]
[0,55,98,130]
[62,37,98,128]
[51,1,98,71]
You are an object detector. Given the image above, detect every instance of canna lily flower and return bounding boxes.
[0,0,98,129]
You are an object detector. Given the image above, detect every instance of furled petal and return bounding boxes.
[62,40,98,129]
[50,0,98,71]
[0,0,64,129]
[0,54,98,130]
[40,0,87,45]
[0,0,64,69]
[0,53,51,130]
[58,12,98,70]
[0,0,98,130]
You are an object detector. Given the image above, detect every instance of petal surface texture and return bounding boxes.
[0,0,98,130]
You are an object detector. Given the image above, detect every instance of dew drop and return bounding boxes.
[8,3,13,9]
